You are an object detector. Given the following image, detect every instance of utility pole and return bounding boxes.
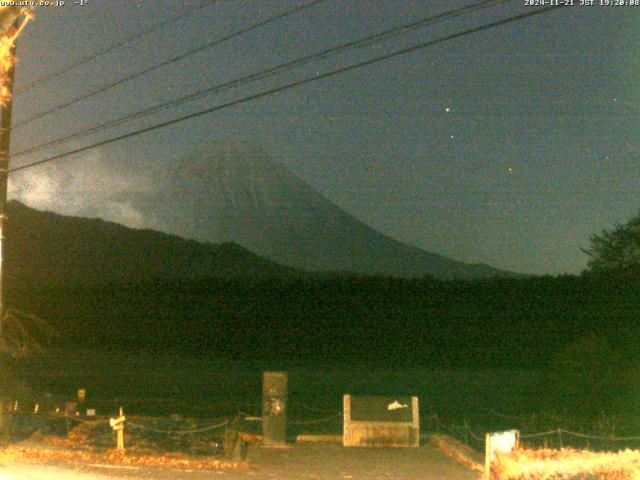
[0,8,32,340]
[0,27,17,338]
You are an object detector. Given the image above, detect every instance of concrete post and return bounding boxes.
[262,371,287,446]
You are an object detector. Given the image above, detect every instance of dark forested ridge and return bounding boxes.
[4,199,520,288]
[4,200,299,287]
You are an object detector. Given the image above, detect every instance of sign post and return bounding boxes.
[485,430,519,479]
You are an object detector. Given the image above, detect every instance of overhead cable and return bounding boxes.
[10,5,564,174]
[12,0,510,159]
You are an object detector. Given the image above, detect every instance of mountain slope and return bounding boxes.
[149,141,517,279]
[4,200,297,288]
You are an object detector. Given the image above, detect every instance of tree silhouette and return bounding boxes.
[583,210,640,276]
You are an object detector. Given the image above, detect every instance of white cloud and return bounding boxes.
[8,148,160,230]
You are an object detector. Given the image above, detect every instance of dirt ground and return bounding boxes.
[235,442,481,480]
[0,442,481,480]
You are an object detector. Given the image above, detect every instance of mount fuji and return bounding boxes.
[136,141,517,280]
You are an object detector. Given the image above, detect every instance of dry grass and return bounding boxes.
[6,417,248,471]
[0,444,247,471]
[493,447,640,480]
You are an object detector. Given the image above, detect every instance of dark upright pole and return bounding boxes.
[0,26,16,339]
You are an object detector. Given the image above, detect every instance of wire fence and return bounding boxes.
[5,393,640,455]
[0,394,346,453]
[127,419,229,435]
[431,411,640,453]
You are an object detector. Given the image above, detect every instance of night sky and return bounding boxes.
[6,0,639,275]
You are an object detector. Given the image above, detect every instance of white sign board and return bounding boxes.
[343,395,419,447]
[489,430,519,461]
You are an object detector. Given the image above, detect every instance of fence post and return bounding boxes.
[110,407,126,452]
[557,429,563,449]
[484,433,491,480]
[0,399,5,443]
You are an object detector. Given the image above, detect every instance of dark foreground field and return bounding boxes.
[4,350,640,449]
[7,274,640,428]
[3,351,542,422]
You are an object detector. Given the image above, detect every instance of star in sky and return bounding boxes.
[11,0,636,276]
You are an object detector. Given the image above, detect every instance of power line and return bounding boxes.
[12,0,510,159]
[12,0,330,130]
[15,0,221,96]
[10,5,565,174]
